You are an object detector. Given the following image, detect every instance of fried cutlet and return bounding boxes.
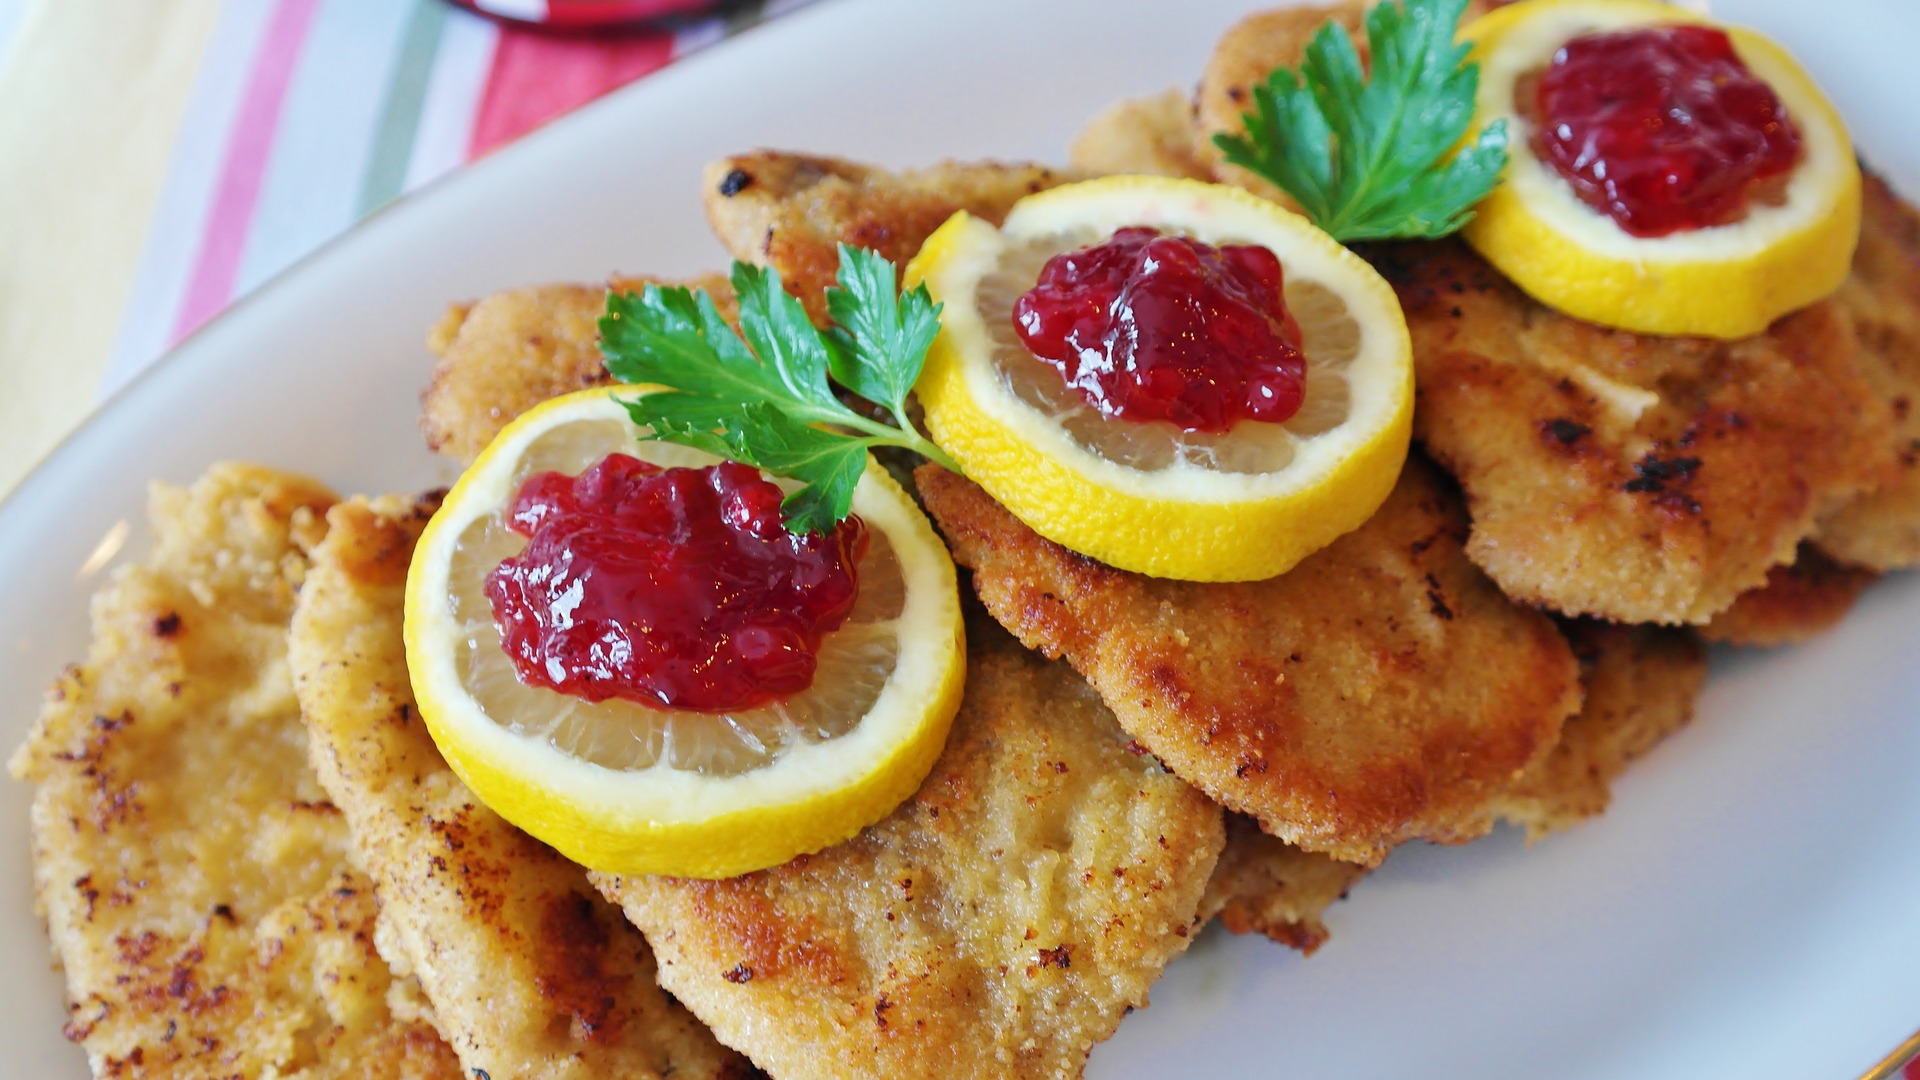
[1471,620,1707,838]
[1068,89,1211,181]
[1203,614,1706,952]
[1190,1,1895,624]
[1701,544,1879,647]
[918,456,1582,867]
[700,151,1076,324]
[425,152,1072,465]
[1191,1,1501,203]
[8,464,463,1079]
[420,273,736,464]
[1191,2,1367,207]
[1815,171,1920,570]
[1372,239,1893,624]
[595,625,1225,1080]
[1200,818,1369,955]
[288,493,758,1080]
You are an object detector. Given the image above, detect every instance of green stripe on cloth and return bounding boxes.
[356,0,447,216]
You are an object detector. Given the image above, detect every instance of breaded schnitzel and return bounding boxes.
[427,151,1075,463]
[1189,0,1894,624]
[700,152,1075,324]
[1191,1,1499,205]
[596,624,1224,1080]
[1201,819,1369,955]
[420,273,735,464]
[289,494,758,1080]
[1701,545,1878,648]
[424,152,1068,470]
[8,464,463,1079]
[1191,2,1366,208]
[1373,240,1893,624]
[1815,171,1920,570]
[918,457,1582,866]
[1472,620,1706,839]
[411,259,1223,1075]
[1203,616,1705,950]
[1068,89,1210,181]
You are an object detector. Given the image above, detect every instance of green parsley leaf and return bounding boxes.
[599,248,958,536]
[825,244,944,427]
[1213,0,1508,242]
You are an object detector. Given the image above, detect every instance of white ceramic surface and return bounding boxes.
[3,0,1917,1076]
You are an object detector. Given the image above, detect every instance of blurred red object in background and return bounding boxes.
[445,0,727,31]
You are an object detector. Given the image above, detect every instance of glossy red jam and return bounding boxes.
[1533,25,1802,237]
[1012,227,1306,433]
[484,455,867,713]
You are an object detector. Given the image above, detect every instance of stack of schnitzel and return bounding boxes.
[14,2,1917,1077]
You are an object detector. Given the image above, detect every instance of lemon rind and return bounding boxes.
[911,176,1413,582]
[405,388,965,878]
[1460,0,1861,340]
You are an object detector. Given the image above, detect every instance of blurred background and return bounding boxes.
[0,0,1913,507]
[0,0,805,500]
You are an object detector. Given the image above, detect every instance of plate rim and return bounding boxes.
[0,0,839,530]
[3,0,1918,1077]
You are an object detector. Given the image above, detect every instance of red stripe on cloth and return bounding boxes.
[455,0,716,27]
[467,26,676,158]
[171,0,323,344]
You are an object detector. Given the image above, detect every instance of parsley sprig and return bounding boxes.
[599,245,958,535]
[1214,0,1508,242]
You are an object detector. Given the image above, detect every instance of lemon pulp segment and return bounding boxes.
[405,388,965,878]
[911,175,1413,582]
[1460,0,1860,338]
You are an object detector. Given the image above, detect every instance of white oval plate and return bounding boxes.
[4,1,1918,1076]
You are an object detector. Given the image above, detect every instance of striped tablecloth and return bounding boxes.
[0,0,810,498]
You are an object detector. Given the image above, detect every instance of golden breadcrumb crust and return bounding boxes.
[420,273,736,464]
[1815,172,1920,569]
[1203,615,1706,951]
[1201,818,1369,954]
[1371,240,1893,624]
[1475,621,1707,838]
[598,625,1223,1080]
[918,457,1581,866]
[1068,89,1211,181]
[700,151,1076,324]
[1192,0,1895,623]
[288,494,758,1080]
[1192,2,1367,207]
[1702,545,1879,647]
[9,464,463,1080]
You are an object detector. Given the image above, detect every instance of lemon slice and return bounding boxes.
[404,388,965,879]
[1460,0,1861,339]
[909,175,1412,582]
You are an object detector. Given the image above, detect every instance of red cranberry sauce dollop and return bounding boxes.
[1533,24,1802,237]
[484,455,868,713]
[1012,227,1307,433]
